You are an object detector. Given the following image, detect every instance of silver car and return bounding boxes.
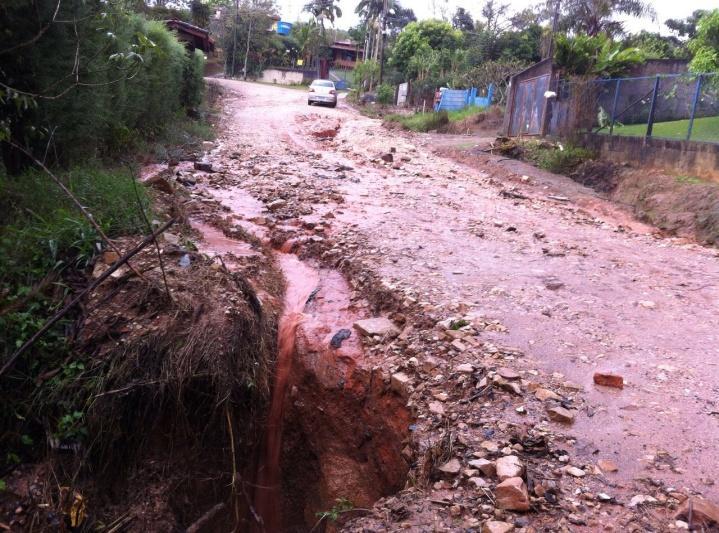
[308,79,337,108]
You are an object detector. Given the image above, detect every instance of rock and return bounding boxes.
[629,494,657,507]
[354,317,399,338]
[380,153,394,163]
[469,477,488,488]
[267,199,287,211]
[535,388,561,401]
[495,477,530,511]
[675,498,719,527]
[469,458,496,477]
[102,250,120,265]
[544,279,564,290]
[330,329,352,348]
[439,458,462,475]
[194,160,213,172]
[144,173,174,194]
[391,372,412,396]
[547,406,575,424]
[637,300,656,309]
[482,520,514,533]
[428,401,445,416]
[593,372,624,389]
[563,466,586,478]
[480,441,499,453]
[451,339,467,352]
[497,367,520,380]
[456,363,475,373]
[496,456,524,481]
[597,459,619,473]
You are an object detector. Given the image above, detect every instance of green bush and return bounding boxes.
[183,49,207,110]
[385,111,450,132]
[1,4,206,168]
[376,84,395,105]
[524,142,595,174]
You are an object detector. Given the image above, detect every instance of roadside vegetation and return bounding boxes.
[0,0,208,504]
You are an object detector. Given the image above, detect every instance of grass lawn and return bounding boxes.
[611,115,719,143]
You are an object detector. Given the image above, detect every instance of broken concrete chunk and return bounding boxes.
[593,372,624,389]
[547,406,575,424]
[353,317,399,338]
[380,153,394,163]
[495,477,530,511]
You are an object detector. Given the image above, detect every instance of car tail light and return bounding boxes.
[329,89,336,95]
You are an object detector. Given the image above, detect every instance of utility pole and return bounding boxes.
[231,0,239,77]
[378,0,388,84]
[243,12,253,80]
[546,0,561,60]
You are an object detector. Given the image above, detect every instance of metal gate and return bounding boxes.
[509,74,550,136]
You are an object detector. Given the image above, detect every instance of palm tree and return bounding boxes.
[355,0,395,61]
[558,0,654,37]
[293,21,321,66]
[303,0,342,35]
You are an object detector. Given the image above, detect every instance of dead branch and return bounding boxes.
[186,503,227,533]
[0,218,176,378]
[128,164,172,301]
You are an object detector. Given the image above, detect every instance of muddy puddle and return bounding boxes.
[189,183,412,531]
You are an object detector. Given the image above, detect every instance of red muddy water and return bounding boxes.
[254,254,319,532]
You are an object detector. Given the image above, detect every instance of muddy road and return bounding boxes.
[196,79,719,530]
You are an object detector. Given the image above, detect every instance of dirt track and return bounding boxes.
[202,79,719,530]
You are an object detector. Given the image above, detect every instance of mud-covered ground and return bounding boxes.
[186,79,719,532]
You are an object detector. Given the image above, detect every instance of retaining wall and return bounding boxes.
[582,134,719,180]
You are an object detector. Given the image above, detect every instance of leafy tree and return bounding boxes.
[666,10,710,39]
[190,0,211,27]
[390,20,463,77]
[452,7,475,32]
[687,10,719,73]
[456,59,527,104]
[292,21,322,67]
[623,31,689,60]
[387,4,416,38]
[557,0,655,37]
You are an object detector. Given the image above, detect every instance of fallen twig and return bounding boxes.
[0,218,176,378]
[186,503,226,533]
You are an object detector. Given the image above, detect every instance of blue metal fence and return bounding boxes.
[553,72,719,144]
[435,85,495,112]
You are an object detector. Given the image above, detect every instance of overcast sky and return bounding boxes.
[277,0,717,35]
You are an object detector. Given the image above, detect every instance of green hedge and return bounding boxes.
[1,2,205,166]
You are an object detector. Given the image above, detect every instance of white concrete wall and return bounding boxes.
[261,69,304,85]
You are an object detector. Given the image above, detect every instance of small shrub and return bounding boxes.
[524,142,594,174]
[384,111,449,132]
[376,84,395,105]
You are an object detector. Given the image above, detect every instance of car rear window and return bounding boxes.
[312,81,334,88]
